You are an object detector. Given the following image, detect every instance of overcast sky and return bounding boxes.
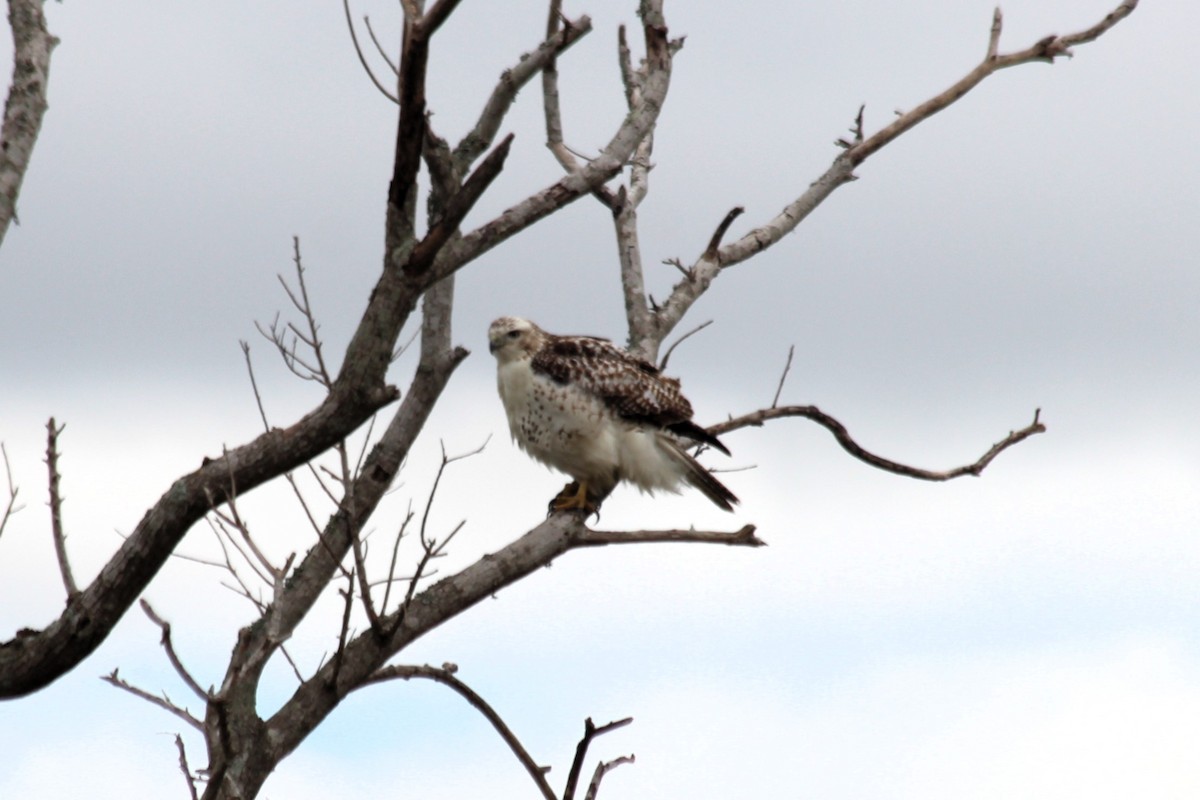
[2,1,1198,797]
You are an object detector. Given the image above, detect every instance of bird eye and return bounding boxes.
[506,330,521,339]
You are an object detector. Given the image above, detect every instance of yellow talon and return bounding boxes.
[550,481,598,514]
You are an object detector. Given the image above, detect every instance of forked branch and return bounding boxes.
[564,716,634,800]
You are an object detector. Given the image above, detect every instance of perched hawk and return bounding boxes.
[487,316,738,513]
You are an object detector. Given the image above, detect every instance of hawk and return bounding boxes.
[487,316,738,513]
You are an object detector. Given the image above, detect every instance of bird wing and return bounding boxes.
[531,335,731,455]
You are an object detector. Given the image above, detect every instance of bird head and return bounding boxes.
[488,316,542,362]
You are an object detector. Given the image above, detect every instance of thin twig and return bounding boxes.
[771,345,795,408]
[240,341,272,431]
[364,15,399,76]
[343,0,400,103]
[207,469,277,587]
[174,733,200,800]
[140,599,210,702]
[203,516,263,610]
[366,664,557,800]
[381,503,415,615]
[44,418,77,598]
[288,237,333,388]
[339,420,382,635]
[658,319,712,371]
[402,438,488,609]
[101,669,204,732]
[0,442,23,539]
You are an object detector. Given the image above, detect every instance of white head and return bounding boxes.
[487,316,544,364]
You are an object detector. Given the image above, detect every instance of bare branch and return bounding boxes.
[101,668,204,732]
[657,319,712,372]
[205,515,269,610]
[710,406,1046,481]
[207,462,279,587]
[576,525,764,548]
[364,15,399,77]
[434,5,674,280]
[402,438,488,610]
[0,441,23,539]
[771,344,795,409]
[288,237,333,387]
[987,7,1003,61]
[139,599,210,703]
[0,0,58,248]
[343,0,399,104]
[380,503,415,615]
[44,417,76,598]
[175,734,200,800]
[848,0,1139,166]
[651,0,1139,346]
[541,7,619,211]
[331,570,356,687]
[418,0,464,38]
[240,342,272,431]
[348,509,382,636]
[702,206,744,263]
[585,754,636,800]
[453,9,592,171]
[367,664,557,800]
[565,717,634,800]
[406,133,515,276]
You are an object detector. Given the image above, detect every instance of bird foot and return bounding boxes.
[548,481,600,517]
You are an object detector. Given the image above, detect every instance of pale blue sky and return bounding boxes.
[2,1,1198,797]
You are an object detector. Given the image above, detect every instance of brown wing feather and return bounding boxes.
[531,334,731,456]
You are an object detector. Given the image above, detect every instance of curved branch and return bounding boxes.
[0,0,57,249]
[366,664,556,800]
[709,407,1045,481]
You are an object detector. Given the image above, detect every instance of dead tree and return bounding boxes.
[0,1,1137,797]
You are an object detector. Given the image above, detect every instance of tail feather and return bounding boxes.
[666,420,731,456]
[666,442,739,511]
